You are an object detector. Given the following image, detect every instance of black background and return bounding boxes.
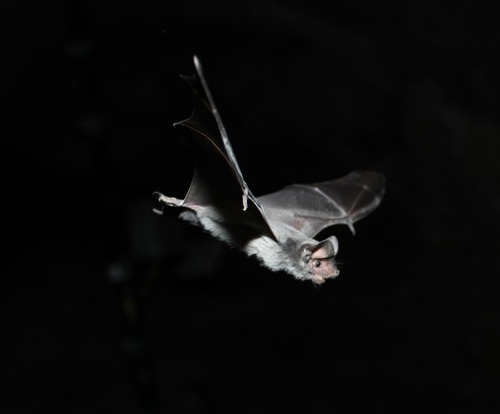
[2,1,500,412]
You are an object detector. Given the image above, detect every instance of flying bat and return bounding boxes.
[154,56,385,284]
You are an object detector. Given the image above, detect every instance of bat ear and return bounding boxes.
[327,235,339,256]
[310,236,339,259]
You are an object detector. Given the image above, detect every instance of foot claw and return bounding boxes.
[152,207,164,215]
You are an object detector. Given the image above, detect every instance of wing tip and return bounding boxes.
[352,169,386,198]
[193,55,202,72]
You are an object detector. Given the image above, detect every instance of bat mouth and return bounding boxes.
[310,264,340,284]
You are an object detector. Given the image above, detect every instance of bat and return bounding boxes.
[154,56,385,284]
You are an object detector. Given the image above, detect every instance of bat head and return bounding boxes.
[303,236,339,285]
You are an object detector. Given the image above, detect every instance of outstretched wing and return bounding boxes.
[175,56,277,239]
[257,170,385,238]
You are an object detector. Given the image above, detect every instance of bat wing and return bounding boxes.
[174,56,277,240]
[257,170,385,238]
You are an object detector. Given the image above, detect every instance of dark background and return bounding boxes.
[2,1,500,412]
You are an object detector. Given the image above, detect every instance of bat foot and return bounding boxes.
[153,192,183,207]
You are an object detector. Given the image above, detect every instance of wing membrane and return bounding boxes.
[258,170,385,238]
[175,56,277,239]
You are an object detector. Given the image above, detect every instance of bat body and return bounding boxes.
[155,56,385,284]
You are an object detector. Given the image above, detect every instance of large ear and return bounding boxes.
[310,236,339,259]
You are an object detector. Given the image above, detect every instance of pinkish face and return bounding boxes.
[307,245,339,284]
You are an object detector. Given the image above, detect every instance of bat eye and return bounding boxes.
[314,260,321,268]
